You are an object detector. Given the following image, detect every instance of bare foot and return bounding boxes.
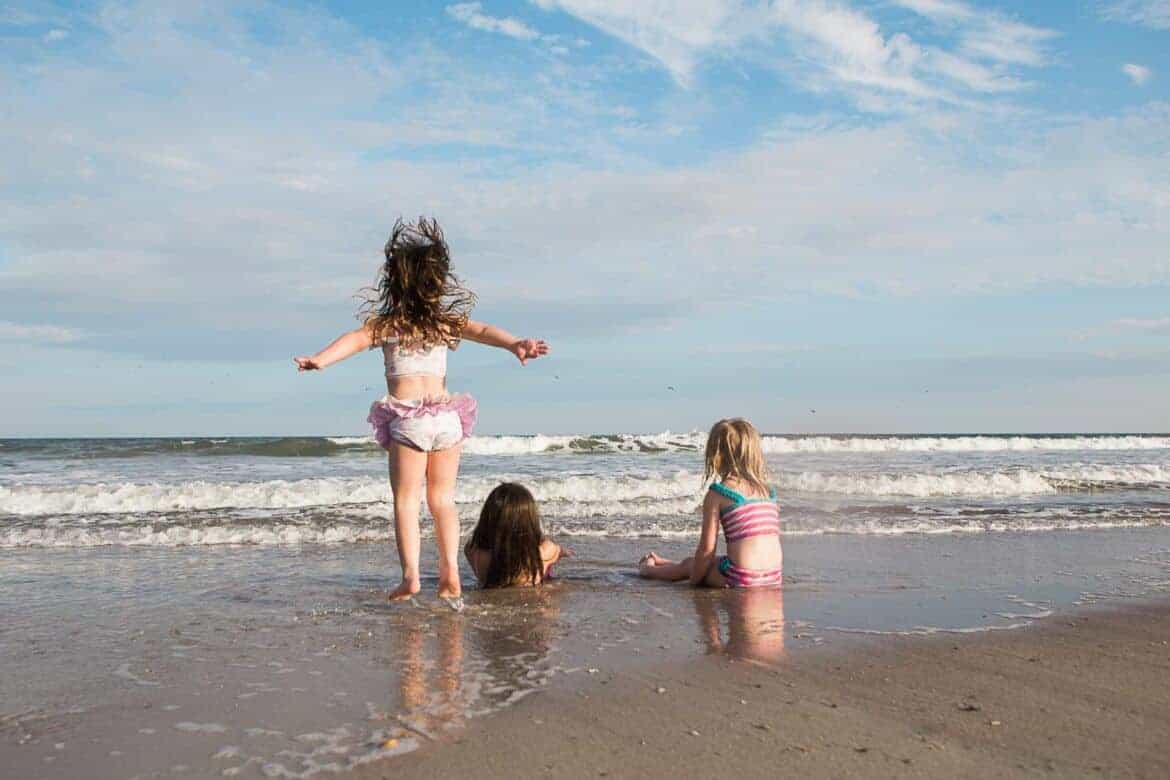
[437,581,462,601]
[388,580,421,601]
[439,595,465,613]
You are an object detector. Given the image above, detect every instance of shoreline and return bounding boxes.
[4,529,1169,777]
[362,599,1170,778]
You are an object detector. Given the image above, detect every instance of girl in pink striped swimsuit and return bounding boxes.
[639,418,782,589]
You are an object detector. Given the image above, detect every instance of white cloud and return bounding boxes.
[958,17,1054,68]
[43,28,69,42]
[1116,316,1170,331]
[0,321,84,344]
[1100,0,1170,28]
[531,0,1053,106]
[531,0,757,86]
[2,2,1168,364]
[1123,62,1152,85]
[892,0,974,21]
[447,2,541,41]
[894,0,1055,67]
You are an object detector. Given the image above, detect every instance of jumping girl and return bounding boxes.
[295,218,549,608]
[638,418,782,588]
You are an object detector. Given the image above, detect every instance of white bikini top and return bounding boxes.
[380,340,447,379]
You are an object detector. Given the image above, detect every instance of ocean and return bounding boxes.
[3,433,1169,776]
[3,432,1170,547]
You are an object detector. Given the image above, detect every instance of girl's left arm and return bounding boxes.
[461,319,550,365]
[688,491,722,586]
[294,327,374,372]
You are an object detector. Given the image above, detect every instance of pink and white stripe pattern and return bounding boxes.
[719,558,783,588]
[720,501,781,543]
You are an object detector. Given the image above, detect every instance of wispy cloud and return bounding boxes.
[1123,62,1152,85]
[894,0,1055,66]
[1,3,1167,360]
[530,0,754,87]
[531,0,1053,107]
[1100,0,1170,28]
[447,2,541,41]
[0,321,84,344]
[1116,316,1170,331]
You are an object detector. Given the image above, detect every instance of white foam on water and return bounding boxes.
[5,463,1166,518]
[452,433,1170,456]
[782,469,1059,497]
[5,514,1163,548]
[0,472,703,516]
[174,722,228,734]
[324,437,371,447]
[763,435,1170,454]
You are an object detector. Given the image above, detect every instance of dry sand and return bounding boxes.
[358,601,1170,779]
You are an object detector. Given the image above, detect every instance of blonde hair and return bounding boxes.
[703,418,770,498]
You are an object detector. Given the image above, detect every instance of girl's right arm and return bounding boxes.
[294,327,374,371]
[688,491,722,586]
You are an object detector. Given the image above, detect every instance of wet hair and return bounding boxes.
[703,418,771,498]
[469,483,545,589]
[359,217,477,350]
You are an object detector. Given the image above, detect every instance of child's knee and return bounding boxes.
[393,491,422,513]
[426,487,455,514]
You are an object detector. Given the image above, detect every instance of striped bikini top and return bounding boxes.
[710,482,780,543]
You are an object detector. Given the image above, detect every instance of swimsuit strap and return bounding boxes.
[709,481,748,504]
[712,481,777,504]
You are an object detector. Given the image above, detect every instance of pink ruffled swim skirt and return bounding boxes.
[367,394,477,452]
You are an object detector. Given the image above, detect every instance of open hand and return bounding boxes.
[510,338,550,366]
[293,357,321,372]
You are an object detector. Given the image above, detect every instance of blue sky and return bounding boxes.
[1,0,1168,436]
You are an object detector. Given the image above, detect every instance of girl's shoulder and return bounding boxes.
[709,479,775,503]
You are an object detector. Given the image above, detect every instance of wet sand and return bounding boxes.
[4,531,1169,778]
[365,600,1170,779]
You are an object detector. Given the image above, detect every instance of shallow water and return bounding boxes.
[3,434,1170,775]
[2,527,1168,778]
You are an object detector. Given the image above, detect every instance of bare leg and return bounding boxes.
[426,443,464,600]
[638,554,694,582]
[388,443,428,600]
[639,553,726,587]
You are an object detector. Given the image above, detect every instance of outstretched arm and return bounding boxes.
[461,319,550,365]
[294,327,374,371]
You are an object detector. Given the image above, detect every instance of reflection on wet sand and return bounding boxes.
[693,586,786,665]
[390,586,565,739]
[395,613,467,739]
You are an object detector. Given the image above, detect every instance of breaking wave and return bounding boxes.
[4,433,1169,459]
[4,464,1168,518]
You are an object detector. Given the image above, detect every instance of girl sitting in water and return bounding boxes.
[639,418,782,588]
[295,218,550,608]
[465,483,565,588]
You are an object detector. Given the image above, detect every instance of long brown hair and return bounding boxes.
[360,217,476,350]
[469,483,545,588]
[703,418,771,498]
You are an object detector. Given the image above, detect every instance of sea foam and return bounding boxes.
[3,464,1169,518]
